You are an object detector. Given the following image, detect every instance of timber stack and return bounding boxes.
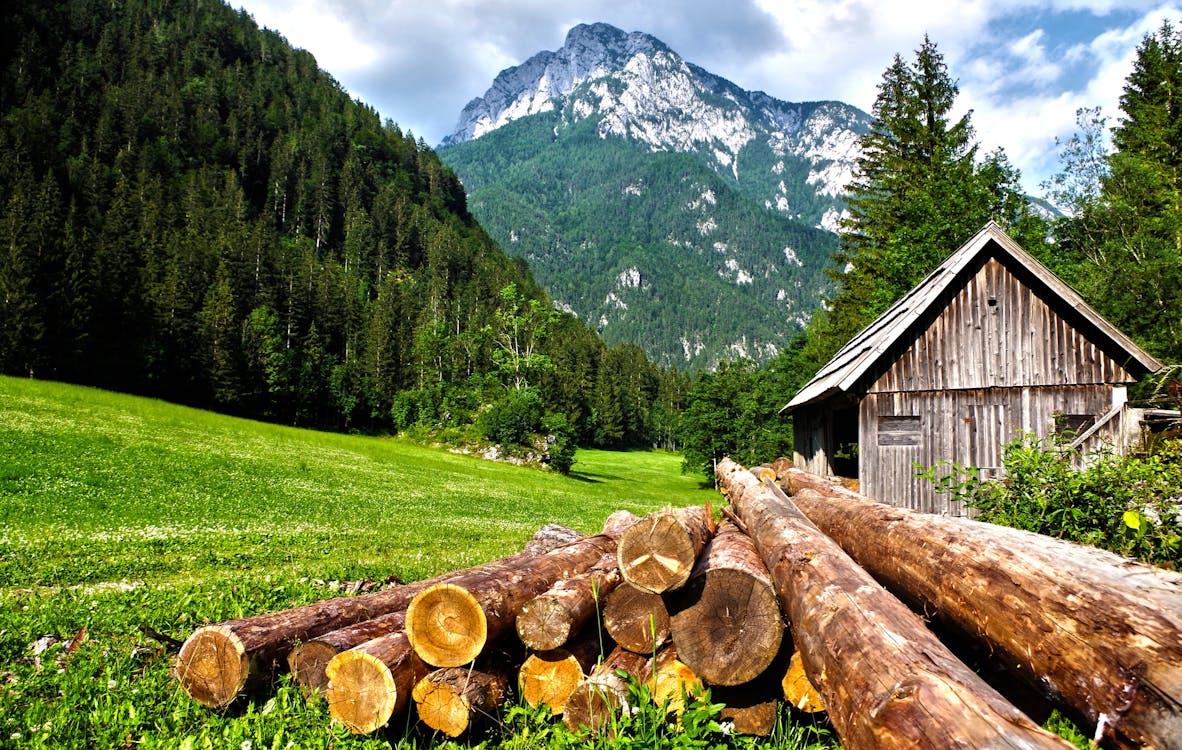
[172,460,1182,749]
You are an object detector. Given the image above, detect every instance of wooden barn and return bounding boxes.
[783,221,1163,515]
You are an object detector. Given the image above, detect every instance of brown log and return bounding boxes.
[616,505,715,593]
[174,524,579,708]
[602,581,670,653]
[781,467,1182,750]
[516,552,622,651]
[667,519,784,685]
[562,645,651,736]
[323,629,429,734]
[770,456,794,477]
[412,663,512,737]
[288,611,406,694]
[407,533,619,667]
[783,650,824,713]
[518,631,604,715]
[717,458,1073,750]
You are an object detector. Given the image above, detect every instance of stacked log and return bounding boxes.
[717,457,1074,749]
[174,524,581,708]
[173,459,1182,748]
[778,466,1182,750]
[616,505,714,593]
[666,519,784,686]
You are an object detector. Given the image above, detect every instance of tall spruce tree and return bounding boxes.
[807,36,1043,367]
[1062,22,1182,362]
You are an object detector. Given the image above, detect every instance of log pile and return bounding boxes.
[173,460,1182,750]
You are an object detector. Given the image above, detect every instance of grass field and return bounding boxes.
[0,376,836,749]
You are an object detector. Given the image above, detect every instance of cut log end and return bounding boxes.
[649,656,702,716]
[516,597,572,652]
[563,678,628,736]
[324,650,398,735]
[518,649,587,715]
[603,583,671,654]
[412,674,470,738]
[288,640,339,694]
[783,651,825,713]
[174,625,250,709]
[617,513,697,593]
[406,583,486,668]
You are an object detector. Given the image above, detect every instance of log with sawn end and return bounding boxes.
[616,505,715,593]
[174,524,581,709]
[518,629,605,715]
[602,581,670,654]
[780,466,1182,750]
[516,551,622,651]
[667,518,784,686]
[717,457,1074,750]
[412,660,514,737]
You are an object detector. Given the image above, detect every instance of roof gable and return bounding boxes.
[783,222,1162,412]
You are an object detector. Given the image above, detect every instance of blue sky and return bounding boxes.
[232,0,1181,195]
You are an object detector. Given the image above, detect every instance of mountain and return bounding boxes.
[438,22,872,369]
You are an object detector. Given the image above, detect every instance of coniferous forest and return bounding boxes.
[0,0,686,457]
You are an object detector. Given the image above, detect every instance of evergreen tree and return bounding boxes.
[1060,22,1182,361]
[813,36,1044,366]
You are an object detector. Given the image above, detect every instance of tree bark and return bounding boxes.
[406,533,618,667]
[518,630,605,715]
[780,466,1182,750]
[412,663,513,737]
[562,645,651,736]
[616,505,715,593]
[323,628,429,735]
[667,519,784,685]
[602,581,670,654]
[175,524,579,708]
[718,458,1074,750]
[516,552,622,651]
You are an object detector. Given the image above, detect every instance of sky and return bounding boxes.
[231,0,1182,195]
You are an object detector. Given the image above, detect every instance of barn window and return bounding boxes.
[878,415,920,446]
[1054,413,1096,436]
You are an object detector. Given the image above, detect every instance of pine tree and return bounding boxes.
[1070,22,1182,360]
[815,36,1043,365]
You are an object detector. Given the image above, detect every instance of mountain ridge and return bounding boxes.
[438,22,872,369]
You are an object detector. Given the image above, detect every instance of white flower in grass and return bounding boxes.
[241,741,252,750]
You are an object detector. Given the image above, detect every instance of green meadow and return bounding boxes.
[0,376,838,749]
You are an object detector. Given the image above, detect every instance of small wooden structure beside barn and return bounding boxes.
[783,221,1162,515]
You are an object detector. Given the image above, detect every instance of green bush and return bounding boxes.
[542,412,577,475]
[479,388,546,446]
[919,434,1182,568]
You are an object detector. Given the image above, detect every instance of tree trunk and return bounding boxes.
[562,645,651,736]
[616,505,715,593]
[323,629,429,735]
[516,552,622,651]
[602,581,670,654]
[780,465,1182,750]
[406,533,618,667]
[717,458,1074,750]
[412,663,513,737]
[518,631,605,715]
[667,519,784,685]
[175,524,579,708]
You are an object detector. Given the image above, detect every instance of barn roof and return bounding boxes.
[783,221,1162,412]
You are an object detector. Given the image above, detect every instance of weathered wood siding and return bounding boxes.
[868,257,1135,394]
[792,407,832,477]
[860,386,1115,514]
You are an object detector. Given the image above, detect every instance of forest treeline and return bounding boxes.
[3,1,1179,478]
[0,0,688,461]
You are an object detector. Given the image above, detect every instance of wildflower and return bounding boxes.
[108,679,117,689]
[241,741,252,750]
[720,721,735,736]
[10,733,21,741]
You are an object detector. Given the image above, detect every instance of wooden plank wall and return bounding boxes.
[861,386,1115,514]
[869,258,1133,394]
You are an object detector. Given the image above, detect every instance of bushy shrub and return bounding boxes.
[479,388,546,446]
[542,412,577,475]
[920,434,1182,568]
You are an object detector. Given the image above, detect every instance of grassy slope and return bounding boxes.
[0,376,715,591]
[7,376,809,749]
